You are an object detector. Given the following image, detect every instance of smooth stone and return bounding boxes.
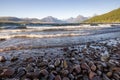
[38,61,48,67]
[73,65,81,74]
[97,70,102,76]
[61,70,69,76]
[49,73,55,80]
[63,77,70,80]
[55,75,61,80]
[0,56,6,62]
[48,65,55,69]
[91,64,97,71]
[63,60,68,69]
[54,59,61,67]
[106,72,112,77]
[68,74,74,80]
[102,74,110,80]
[40,69,49,77]
[101,54,110,61]
[81,62,90,70]
[89,71,97,80]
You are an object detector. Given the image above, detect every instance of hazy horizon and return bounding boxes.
[0,0,120,19]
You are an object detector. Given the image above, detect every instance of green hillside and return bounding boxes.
[85,8,120,23]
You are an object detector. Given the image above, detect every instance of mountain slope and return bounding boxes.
[85,8,120,23]
[40,16,65,23]
[66,15,88,23]
[0,17,22,22]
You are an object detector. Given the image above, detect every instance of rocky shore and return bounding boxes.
[0,38,120,80]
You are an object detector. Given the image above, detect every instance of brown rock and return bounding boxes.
[63,60,68,69]
[81,62,90,70]
[11,56,18,62]
[73,65,81,74]
[63,77,70,80]
[40,69,49,77]
[54,59,61,67]
[91,64,97,71]
[25,57,35,62]
[26,72,40,79]
[0,67,15,77]
[55,75,61,80]
[89,71,97,80]
[0,56,6,62]
[61,70,69,76]
[106,72,112,78]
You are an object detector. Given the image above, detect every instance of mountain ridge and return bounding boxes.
[85,8,120,23]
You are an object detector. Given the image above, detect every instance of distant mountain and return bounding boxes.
[0,17,22,22]
[40,16,65,23]
[85,8,120,23]
[0,15,88,23]
[66,15,88,23]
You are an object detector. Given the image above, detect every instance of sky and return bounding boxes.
[0,0,120,19]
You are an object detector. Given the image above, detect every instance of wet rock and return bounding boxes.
[61,70,69,76]
[101,54,110,61]
[113,73,120,80]
[11,56,18,62]
[83,75,89,80]
[15,67,26,78]
[97,70,102,76]
[73,65,81,74]
[89,71,97,80]
[68,74,74,80]
[49,73,55,80]
[26,72,39,79]
[81,62,90,71]
[63,60,68,69]
[38,61,48,67]
[48,65,55,70]
[106,72,112,78]
[112,67,120,72]
[0,67,15,77]
[63,77,70,80]
[102,74,110,80]
[91,64,97,71]
[101,62,107,68]
[26,64,34,72]
[55,75,61,80]
[92,76,101,80]
[0,56,6,62]
[54,59,61,67]
[25,57,35,62]
[40,69,49,77]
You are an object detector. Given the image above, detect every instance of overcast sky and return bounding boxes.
[0,0,120,19]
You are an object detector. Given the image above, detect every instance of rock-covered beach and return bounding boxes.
[0,25,120,80]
